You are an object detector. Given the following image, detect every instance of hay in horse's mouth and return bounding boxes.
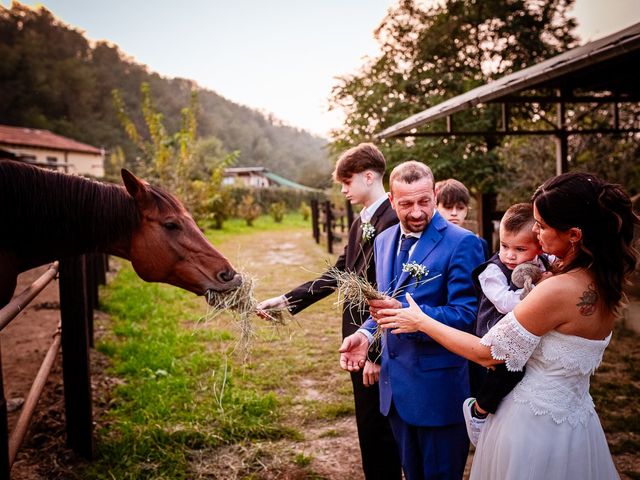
[205,276,257,314]
[204,272,291,362]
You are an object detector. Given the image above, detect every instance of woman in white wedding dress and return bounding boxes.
[377,172,638,480]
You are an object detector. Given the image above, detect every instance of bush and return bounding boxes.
[237,195,263,226]
[228,186,324,213]
[299,201,311,221]
[208,187,235,229]
[269,201,286,223]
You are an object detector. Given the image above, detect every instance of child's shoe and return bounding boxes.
[462,397,486,446]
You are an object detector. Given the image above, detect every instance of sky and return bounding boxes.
[3,0,640,138]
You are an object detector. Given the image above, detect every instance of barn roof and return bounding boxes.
[377,22,640,139]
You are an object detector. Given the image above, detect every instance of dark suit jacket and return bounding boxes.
[285,198,398,339]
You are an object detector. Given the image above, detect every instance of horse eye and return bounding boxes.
[163,221,180,231]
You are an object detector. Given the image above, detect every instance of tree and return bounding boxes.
[112,82,202,201]
[0,3,331,186]
[330,0,578,193]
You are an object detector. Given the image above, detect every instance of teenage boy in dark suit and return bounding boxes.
[257,143,401,480]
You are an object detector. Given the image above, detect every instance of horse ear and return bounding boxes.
[121,168,150,199]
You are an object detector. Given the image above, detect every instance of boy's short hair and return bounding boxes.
[389,160,434,191]
[435,179,470,207]
[332,143,386,182]
[501,203,535,234]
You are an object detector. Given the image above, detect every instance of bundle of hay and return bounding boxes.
[205,272,291,362]
[323,267,385,313]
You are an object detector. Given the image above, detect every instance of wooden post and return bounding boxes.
[555,90,569,175]
[95,253,107,286]
[58,256,94,460]
[325,200,334,254]
[310,199,320,243]
[0,345,10,479]
[84,256,95,348]
[346,201,354,228]
[478,192,497,253]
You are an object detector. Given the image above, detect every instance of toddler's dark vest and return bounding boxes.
[472,253,518,337]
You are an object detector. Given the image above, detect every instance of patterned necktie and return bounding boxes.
[394,234,419,287]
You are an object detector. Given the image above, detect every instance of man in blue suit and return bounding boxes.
[340,161,484,480]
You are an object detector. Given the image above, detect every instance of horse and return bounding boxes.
[0,159,241,307]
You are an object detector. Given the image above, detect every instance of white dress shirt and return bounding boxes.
[478,255,547,314]
[360,194,389,223]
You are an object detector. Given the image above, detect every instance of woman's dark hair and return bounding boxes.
[532,172,638,312]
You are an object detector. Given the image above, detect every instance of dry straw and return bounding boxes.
[322,265,442,357]
[323,266,385,312]
[205,272,292,362]
[321,266,387,356]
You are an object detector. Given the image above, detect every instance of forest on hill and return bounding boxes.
[0,3,333,188]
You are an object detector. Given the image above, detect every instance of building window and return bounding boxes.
[46,156,58,164]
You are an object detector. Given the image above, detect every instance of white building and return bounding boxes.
[223,166,318,191]
[0,124,104,177]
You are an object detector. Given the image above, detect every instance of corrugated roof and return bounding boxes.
[378,22,640,139]
[224,166,320,192]
[225,167,268,173]
[262,171,320,192]
[0,124,102,154]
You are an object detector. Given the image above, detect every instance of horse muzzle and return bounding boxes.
[208,270,243,293]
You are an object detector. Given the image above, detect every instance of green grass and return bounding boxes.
[204,213,310,244]
[81,213,354,479]
[591,325,640,477]
[86,268,291,479]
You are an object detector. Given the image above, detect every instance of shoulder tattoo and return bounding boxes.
[576,283,598,316]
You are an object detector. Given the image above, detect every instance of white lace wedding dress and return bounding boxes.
[470,311,620,480]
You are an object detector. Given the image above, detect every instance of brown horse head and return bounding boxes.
[121,169,241,295]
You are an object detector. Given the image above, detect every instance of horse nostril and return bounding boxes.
[217,269,236,283]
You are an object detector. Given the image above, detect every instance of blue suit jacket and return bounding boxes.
[362,211,484,427]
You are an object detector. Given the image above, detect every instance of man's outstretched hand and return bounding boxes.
[256,295,288,320]
[339,332,369,372]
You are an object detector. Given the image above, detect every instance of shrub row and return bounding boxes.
[227,186,325,211]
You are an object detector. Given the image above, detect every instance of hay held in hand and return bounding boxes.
[323,267,384,313]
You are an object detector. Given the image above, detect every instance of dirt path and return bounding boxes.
[2,226,638,479]
[1,266,66,479]
[203,229,369,479]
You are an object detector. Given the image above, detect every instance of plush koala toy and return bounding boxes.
[512,262,544,300]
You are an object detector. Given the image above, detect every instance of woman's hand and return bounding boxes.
[377,293,428,334]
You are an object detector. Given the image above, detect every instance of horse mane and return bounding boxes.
[0,160,140,254]
[148,184,183,214]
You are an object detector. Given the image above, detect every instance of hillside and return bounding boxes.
[0,3,333,187]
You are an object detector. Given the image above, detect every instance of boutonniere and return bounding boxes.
[402,261,428,281]
[361,222,375,243]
